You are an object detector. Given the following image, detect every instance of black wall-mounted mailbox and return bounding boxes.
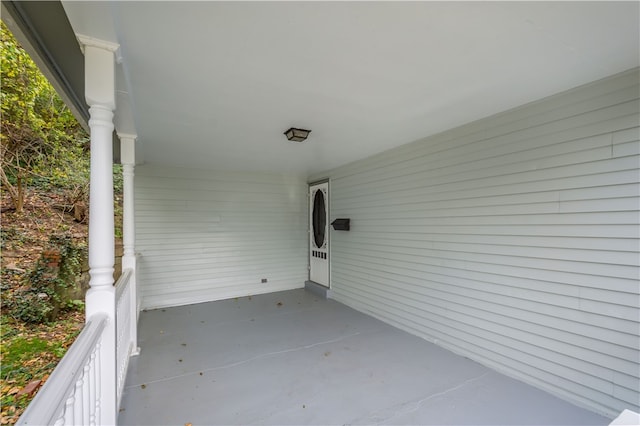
[331,218,350,231]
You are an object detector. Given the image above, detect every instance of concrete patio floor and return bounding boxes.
[118,289,610,425]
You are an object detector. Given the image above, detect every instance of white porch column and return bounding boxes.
[118,132,139,355]
[80,35,119,426]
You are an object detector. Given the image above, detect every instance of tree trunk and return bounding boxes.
[16,174,24,213]
[0,164,23,213]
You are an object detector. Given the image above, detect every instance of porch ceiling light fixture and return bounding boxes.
[284,127,311,142]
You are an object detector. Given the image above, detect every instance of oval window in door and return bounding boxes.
[312,189,326,248]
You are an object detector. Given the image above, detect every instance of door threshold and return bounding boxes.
[305,280,332,299]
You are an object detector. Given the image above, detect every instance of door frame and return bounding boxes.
[308,179,330,288]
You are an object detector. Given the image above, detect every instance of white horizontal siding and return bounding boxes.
[313,68,640,417]
[135,166,308,309]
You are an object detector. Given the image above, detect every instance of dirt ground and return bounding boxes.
[1,189,87,424]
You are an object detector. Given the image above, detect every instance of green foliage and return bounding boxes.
[113,163,123,194]
[50,234,86,283]
[13,257,61,323]
[1,21,89,211]
[1,313,81,417]
[114,164,124,237]
[1,335,54,380]
[0,226,18,250]
[10,292,56,324]
[66,299,85,311]
[10,235,87,324]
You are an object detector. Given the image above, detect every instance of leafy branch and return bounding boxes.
[1,22,88,213]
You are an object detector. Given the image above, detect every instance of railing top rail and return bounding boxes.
[16,313,108,426]
[114,268,133,301]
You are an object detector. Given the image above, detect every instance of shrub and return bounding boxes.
[11,291,56,324]
[10,235,87,324]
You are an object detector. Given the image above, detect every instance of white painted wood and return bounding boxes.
[309,182,330,287]
[135,166,308,309]
[119,134,139,358]
[610,409,640,426]
[16,315,108,426]
[312,69,640,418]
[62,3,640,176]
[80,37,117,425]
[115,269,135,410]
[77,35,117,110]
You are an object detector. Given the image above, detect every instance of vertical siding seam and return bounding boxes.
[610,131,615,158]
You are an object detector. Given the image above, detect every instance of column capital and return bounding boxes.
[117,132,137,141]
[118,133,137,166]
[77,34,120,54]
[79,34,117,109]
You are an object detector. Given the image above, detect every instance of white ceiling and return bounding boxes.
[62,1,639,177]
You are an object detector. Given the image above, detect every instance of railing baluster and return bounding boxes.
[94,340,102,425]
[83,363,91,425]
[65,394,74,425]
[73,372,83,424]
[89,350,97,425]
[115,269,134,410]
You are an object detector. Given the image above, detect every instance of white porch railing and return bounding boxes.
[16,268,138,425]
[115,268,136,408]
[16,313,108,426]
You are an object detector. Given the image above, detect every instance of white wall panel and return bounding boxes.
[135,167,308,309]
[312,68,640,417]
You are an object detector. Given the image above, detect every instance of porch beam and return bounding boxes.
[119,132,139,355]
[80,34,118,426]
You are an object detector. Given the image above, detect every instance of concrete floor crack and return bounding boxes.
[352,371,492,425]
[125,330,365,389]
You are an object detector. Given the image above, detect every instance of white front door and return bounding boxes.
[309,181,329,287]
